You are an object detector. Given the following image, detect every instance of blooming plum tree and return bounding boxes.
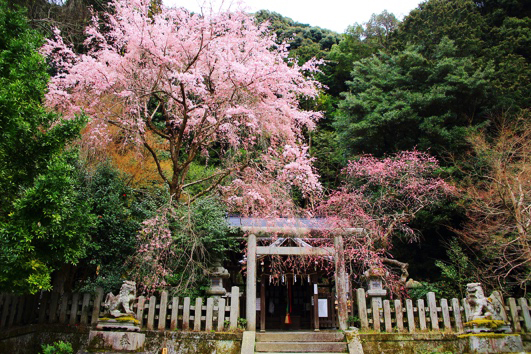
[318,150,455,291]
[42,0,322,210]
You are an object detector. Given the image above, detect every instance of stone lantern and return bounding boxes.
[206,260,230,303]
[363,266,387,309]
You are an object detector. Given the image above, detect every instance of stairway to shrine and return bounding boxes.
[254,331,348,353]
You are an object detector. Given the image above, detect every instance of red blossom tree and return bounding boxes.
[318,150,455,291]
[41,0,323,210]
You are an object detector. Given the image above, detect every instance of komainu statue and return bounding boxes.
[466,283,503,321]
[103,280,137,318]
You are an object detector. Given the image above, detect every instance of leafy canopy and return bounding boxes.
[42,0,323,215]
[0,0,87,294]
[0,0,84,219]
[335,38,495,158]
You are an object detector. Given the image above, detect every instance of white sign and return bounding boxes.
[318,299,328,317]
[314,284,318,295]
[256,298,261,311]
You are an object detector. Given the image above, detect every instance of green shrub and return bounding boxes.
[41,341,73,354]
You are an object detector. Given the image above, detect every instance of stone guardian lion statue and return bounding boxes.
[466,282,503,321]
[103,280,137,318]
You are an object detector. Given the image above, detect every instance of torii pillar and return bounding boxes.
[246,233,257,331]
[335,235,348,330]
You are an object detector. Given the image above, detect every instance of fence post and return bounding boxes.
[405,299,415,333]
[59,293,70,324]
[371,298,380,332]
[451,298,463,332]
[20,295,32,325]
[230,286,239,330]
[26,295,39,325]
[158,291,168,331]
[48,292,59,323]
[147,295,156,330]
[194,297,202,331]
[170,296,179,330]
[356,288,368,330]
[0,294,10,328]
[417,299,427,331]
[217,298,226,332]
[182,297,191,330]
[394,299,404,332]
[68,293,79,325]
[383,300,392,332]
[39,292,50,324]
[440,298,451,331]
[205,297,214,331]
[508,298,521,332]
[91,288,104,326]
[427,292,439,331]
[137,296,146,327]
[80,293,91,325]
[518,298,531,332]
[14,295,25,325]
[7,296,19,328]
[491,291,508,322]
[462,298,471,321]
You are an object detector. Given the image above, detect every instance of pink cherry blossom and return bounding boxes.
[42,0,323,211]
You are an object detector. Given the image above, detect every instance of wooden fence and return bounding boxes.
[1,286,529,333]
[354,288,531,333]
[0,286,241,332]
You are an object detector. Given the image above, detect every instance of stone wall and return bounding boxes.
[358,333,460,353]
[0,325,242,353]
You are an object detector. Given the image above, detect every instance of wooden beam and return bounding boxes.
[240,226,364,235]
[256,246,334,256]
[246,234,257,331]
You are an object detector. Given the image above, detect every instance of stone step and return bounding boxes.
[255,341,348,353]
[256,332,345,342]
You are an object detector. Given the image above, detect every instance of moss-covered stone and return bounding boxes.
[458,333,520,339]
[115,316,140,325]
[463,319,506,329]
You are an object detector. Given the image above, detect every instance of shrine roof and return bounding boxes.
[227,216,363,234]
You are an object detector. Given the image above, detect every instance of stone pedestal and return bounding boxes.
[90,317,144,351]
[459,334,524,353]
[88,330,146,352]
[96,317,141,332]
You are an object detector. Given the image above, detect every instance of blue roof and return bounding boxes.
[226,217,332,230]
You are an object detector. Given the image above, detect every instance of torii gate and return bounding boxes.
[228,217,359,332]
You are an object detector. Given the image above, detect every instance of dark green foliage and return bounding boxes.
[76,162,163,294]
[407,282,448,301]
[335,38,495,158]
[321,11,399,96]
[0,1,88,294]
[171,196,236,261]
[394,0,530,112]
[0,151,96,294]
[407,239,479,299]
[0,0,85,220]
[395,0,486,58]
[434,238,478,298]
[254,10,340,65]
